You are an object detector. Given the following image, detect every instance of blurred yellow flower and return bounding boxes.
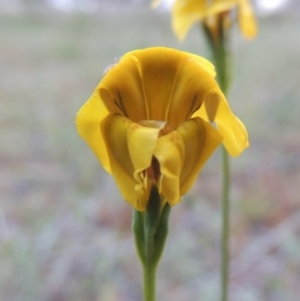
[76,47,248,211]
[153,0,257,41]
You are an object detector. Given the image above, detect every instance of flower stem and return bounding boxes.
[216,29,231,301]
[221,145,230,301]
[143,262,157,301]
[132,186,171,301]
[202,17,231,301]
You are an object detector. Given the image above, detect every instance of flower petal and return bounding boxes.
[171,0,236,41]
[76,91,111,173]
[167,56,220,127]
[186,53,216,77]
[214,99,249,156]
[170,0,256,40]
[178,117,223,195]
[126,120,164,188]
[153,118,222,206]
[210,0,236,13]
[172,0,207,41]
[122,48,217,127]
[125,48,184,121]
[194,92,249,156]
[153,130,184,206]
[99,56,147,122]
[209,0,257,38]
[101,114,146,211]
[238,0,257,39]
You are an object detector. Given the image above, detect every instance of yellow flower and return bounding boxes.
[76,47,248,211]
[153,0,257,41]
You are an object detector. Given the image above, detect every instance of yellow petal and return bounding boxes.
[171,0,236,41]
[195,93,249,156]
[101,114,146,211]
[122,48,217,127]
[170,0,256,40]
[214,100,249,156]
[153,118,222,206]
[76,91,111,173]
[178,117,223,195]
[124,48,183,121]
[127,120,164,188]
[210,0,257,38]
[172,0,207,41]
[237,0,257,38]
[210,0,236,13]
[167,56,219,127]
[153,130,184,206]
[99,56,147,122]
[125,47,216,77]
[186,53,216,77]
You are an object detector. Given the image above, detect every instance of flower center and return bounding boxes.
[134,160,160,196]
[134,120,175,196]
[138,120,175,136]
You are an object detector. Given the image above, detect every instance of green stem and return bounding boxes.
[202,19,231,301]
[132,186,171,301]
[143,262,157,301]
[216,30,231,301]
[221,146,230,301]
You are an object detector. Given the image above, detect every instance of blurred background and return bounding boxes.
[1,0,300,300]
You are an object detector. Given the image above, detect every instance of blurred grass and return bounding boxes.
[0,4,300,301]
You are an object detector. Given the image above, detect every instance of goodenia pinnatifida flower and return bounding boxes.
[76,47,248,211]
